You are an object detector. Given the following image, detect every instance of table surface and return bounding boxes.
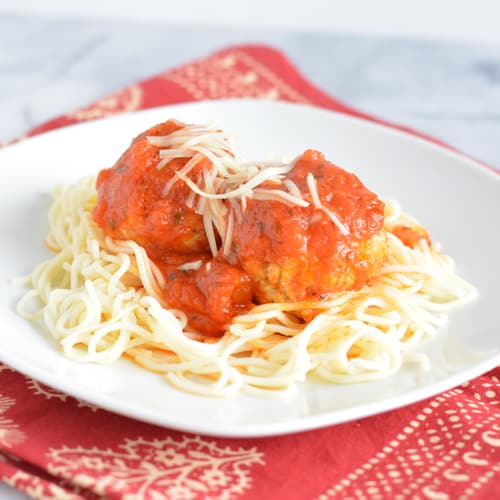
[1,13,500,499]
[2,13,500,167]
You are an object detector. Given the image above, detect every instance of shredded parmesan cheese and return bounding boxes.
[251,188,310,207]
[177,260,203,271]
[148,124,307,256]
[153,124,350,254]
[306,172,349,235]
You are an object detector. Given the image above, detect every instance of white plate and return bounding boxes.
[1,99,499,438]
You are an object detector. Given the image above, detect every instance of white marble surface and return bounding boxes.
[1,14,500,167]
[1,13,500,500]
[4,0,500,43]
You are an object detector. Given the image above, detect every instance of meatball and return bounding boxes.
[93,120,254,336]
[230,150,388,303]
[93,120,210,258]
[155,254,254,336]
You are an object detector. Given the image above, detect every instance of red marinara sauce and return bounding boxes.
[390,225,431,248]
[93,120,210,256]
[154,254,253,336]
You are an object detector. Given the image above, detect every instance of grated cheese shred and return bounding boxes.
[306,173,349,235]
[178,260,203,271]
[148,123,349,256]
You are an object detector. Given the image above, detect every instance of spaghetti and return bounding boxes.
[17,121,477,397]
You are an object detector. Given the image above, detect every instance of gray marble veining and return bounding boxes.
[1,14,499,164]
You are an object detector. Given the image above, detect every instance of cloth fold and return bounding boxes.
[1,45,498,499]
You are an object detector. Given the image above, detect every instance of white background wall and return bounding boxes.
[2,0,500,43]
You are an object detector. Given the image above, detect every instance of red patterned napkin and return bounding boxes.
[1,45,499,499]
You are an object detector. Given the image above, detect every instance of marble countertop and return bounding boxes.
[1,13,500,500]
[2,14,500,168]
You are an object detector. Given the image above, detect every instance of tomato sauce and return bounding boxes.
[390,224,431,248]
[154,254,253,336]
[93,120,210,257]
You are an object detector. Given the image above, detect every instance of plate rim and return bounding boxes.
[0,346,498,438]
[4,98,499,183]
[1,98,499,438]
